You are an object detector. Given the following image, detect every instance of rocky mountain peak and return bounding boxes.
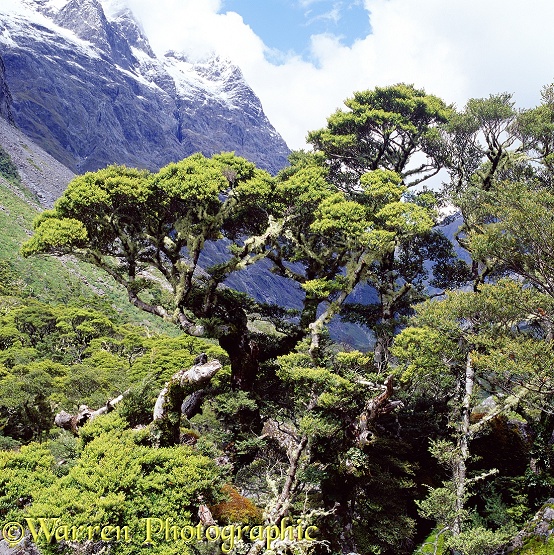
[0,0,290,174]
[52,0,138,68]
[109,7,155,58]
[54,0,109,48]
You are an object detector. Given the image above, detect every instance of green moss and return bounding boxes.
[513,536,554,554]
[210,484,263,524]
[413,528,447,554]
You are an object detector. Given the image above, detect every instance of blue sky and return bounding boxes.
[221,0,371,62]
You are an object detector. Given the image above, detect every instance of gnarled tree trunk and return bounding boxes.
[151,358,222,446]
[55,356,222,448]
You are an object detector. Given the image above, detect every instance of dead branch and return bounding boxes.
[54,392,128,435]
[54,355,221,443]
[358,375,403,446]
[151,357,222,446]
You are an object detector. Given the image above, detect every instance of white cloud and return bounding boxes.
[125,0,263,63]
[306,4,341,25]
[298,0,329,8]
[123,0,554,151]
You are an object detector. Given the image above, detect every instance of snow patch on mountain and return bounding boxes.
[99,0,128,18]
[1,0,271,117]
[0,1,103,59]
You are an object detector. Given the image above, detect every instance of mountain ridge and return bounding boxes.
[0,0,290,175]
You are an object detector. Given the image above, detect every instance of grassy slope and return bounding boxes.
[0,174,179,335]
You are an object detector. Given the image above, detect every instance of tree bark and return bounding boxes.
[357,375,403,447]
[219,332,259,392]
[246,433,309,555]
[152,358,222,446]
[452,351,474,535]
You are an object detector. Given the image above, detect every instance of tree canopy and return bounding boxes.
[10,82,554,555]
[23,85,457,386]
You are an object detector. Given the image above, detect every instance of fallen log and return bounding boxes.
[54,392,127,435]
[54,355,222,446]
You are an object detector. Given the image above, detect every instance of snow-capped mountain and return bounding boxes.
[0,0,290,174]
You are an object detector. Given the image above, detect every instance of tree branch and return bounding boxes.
[54,391,129,435]
[152,358,222,446]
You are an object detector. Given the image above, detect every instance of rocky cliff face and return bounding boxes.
[0,0,289,174]
[0,116,74,207]
[0,57,13,124]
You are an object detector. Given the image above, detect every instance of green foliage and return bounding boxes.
[190,389,262,462]
[20,153,285,391]
[20,213,88,256]
[308,83,451,187]
[394,276,554,551]
[128,335,225,388]
[0,169,184,336]
[0,289,223,443]
[0,442,57,521]
[270,343,418,554]
[119,379,159,428]
[394,279,554,389]
[77,410,129,446]
[469,181,554,296]
[0,433,20,450]
[445,526,512,555]
[513,536,554,555]
[417,485,461,531]
[360,168,405,204]
[47,430,79,475]
[271,145,442,362]
[12,83,554,555]
[0,145,20,184]
[0,259,24,297]
[23,424,223,555]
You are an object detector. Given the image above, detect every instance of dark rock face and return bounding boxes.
[0,56,13,124]
[0,0,290,174]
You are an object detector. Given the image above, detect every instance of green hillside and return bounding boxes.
[0,171,179,334]
[0,148,225,432]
